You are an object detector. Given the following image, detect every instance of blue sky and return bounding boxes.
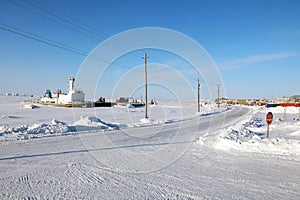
[0,0,299,100]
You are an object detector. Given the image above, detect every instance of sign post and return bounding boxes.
[266,112,273,138]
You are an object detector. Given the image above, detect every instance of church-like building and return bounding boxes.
[40,76,85,105]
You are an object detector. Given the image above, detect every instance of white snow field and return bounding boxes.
[0,96,300,199]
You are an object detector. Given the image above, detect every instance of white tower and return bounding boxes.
[69,76,75,92]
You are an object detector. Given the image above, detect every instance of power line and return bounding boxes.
[10,0,145,59]
[25,0,105,38]
[3,1,204,96]
[31,0,125,45]
[8,0,192,74]
[0,22,133,71]
[11,0,181,65]
[1,22,205,100]
[0,22,178,85]
[7,0,102,41]
[1,22,202,95]
[0,23,86,57]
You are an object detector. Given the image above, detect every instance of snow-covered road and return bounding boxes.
[1,106,300,199]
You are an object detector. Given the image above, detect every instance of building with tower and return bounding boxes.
[40,76,85,105]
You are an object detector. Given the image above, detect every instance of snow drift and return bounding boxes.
[0,116,121,141]
[209,106,300,155]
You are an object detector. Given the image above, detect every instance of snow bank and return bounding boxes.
[0,96,231,142]
[0,122,70,141]
[0,116,121,141]
[0,102,231,141]
[72,115,121,131]
[199,105,231,116]
[133,118,178,127]
[210,106,300,156]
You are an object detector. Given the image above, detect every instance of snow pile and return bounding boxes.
[0,116,121,141]
[222,117,264,142]
[199,105,231,116]
[0,102,230,141]
[0,121,70,141]
[0,96,236,141]
[132,118,177,127]
[264,106,300,114]
[27,122,69,135]
[139,118,153,124]
[212,106,300,155]
[72,115,121,131]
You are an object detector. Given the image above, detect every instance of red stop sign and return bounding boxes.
[266,112,273,125]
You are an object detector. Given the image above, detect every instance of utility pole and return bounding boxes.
[198,78,200,112]
[217,84,220,108]
[298,106,300,120]
[143,53,149,119]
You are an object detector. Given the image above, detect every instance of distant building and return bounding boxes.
[5,93,19,96]
[40,76,85,105]
[292,95,300,103]
[273,95,300,104]
[273,96,290,104]
[224,98,269,106]
[236,99,248,105]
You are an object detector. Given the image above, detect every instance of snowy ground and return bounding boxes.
[0,96,225,141]
[213,105,300,156]
[0,96,300,199]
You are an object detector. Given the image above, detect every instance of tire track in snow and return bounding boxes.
[245,152,300,161]
[18,175,37,200]
[226,147,300,162]
[219,176,300,198]
[66,162,131,190]
[67,163,105,184]
[66,162,175,197]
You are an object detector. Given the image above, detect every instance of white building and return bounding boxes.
[40,76,85,105]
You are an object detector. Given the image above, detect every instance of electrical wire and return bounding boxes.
[3,0,202,93]
[8,0,191,72]
[0,22,135,71]
[17,0,145,58]
[0,22,200,92]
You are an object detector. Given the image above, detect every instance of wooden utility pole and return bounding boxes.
[198,78,200,112]
[144,53,148,119]
[217,84,220,108]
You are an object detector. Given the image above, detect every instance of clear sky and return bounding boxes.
[0,0,299,100]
